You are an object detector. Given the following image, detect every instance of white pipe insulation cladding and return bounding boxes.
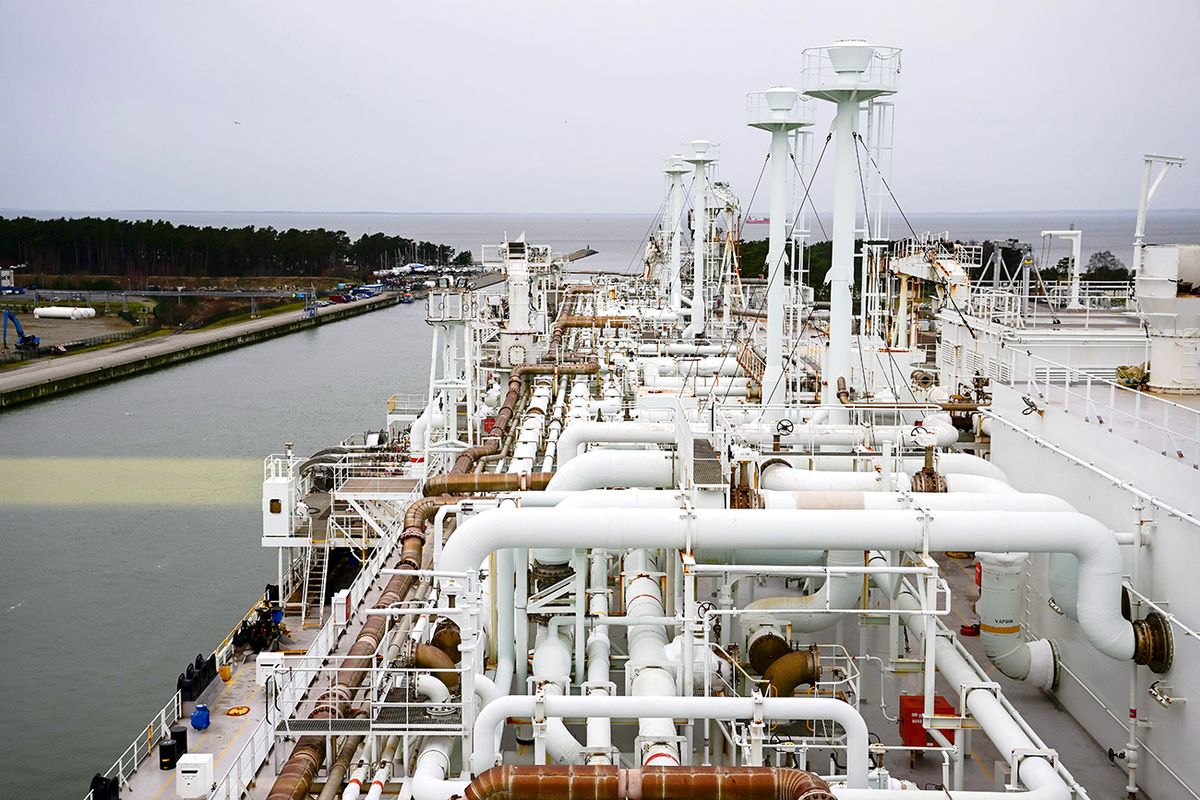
[555,421,676,465]
[545,449,675,492]
[977,552,1059,690]
[439,507,1136,661]
[470,694,871,787]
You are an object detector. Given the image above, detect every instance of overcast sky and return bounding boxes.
[1,0,1197,215]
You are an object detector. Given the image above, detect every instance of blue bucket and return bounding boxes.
[271,609,284,624]
[190,704,211,731]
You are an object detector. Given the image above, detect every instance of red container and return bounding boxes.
[482,416,496,434]
[898,694,956,747]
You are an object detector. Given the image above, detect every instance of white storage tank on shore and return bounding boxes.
[34,306,96,319]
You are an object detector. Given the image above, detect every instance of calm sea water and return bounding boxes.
[1,208,1198,797]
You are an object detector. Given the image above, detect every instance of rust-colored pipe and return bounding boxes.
[555,315,631,329]
[747,633,792,676]
[414,642,460,692]
[451,361,599,477]
[267,496,449,800]
[423,471,553,497]
[835,376,852,406]
[464,766,835,800]
[763,647,822,698]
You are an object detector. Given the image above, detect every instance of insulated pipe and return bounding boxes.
[531,627,587,764]
[412,737,469,800]
[743,549,863,635]
[317,731,365,800]
[761,490,1072,513]
[450,361,600,476]
[464,766,834,800]
[440,508,1140,663]
[545,450,675,492]
[423,472,553,497]
[470,695,870,787]
[586,553,613,764]
[735,419,959,448]
[556,422,675,465]
[624,549,679,766]
[761,462,904,492]
[268,496,446,800]
[977,552,1058,690]
[896,592,1071,800]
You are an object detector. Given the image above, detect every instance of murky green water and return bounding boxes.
[0,303,430,797]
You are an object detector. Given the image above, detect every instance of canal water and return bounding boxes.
[0,303,432,797]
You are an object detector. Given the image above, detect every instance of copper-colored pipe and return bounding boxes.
[414,642,460,692]
[555,315,631,329]
[267,497,449,800]
[748,633,791,676]
[451,361,599,477]
[835,376,852,406]
[763,647,822,698]
[464,766,834,800]
[423,471,553,498]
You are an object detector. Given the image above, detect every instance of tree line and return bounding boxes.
[0,216,472,278]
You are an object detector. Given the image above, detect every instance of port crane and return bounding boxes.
[2,310,40,351]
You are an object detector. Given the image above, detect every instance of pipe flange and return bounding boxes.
[910,468,948,493]
[1132,611,1174,674]
[531,560,575,587]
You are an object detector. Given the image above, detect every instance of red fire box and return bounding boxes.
[898,694,956,747]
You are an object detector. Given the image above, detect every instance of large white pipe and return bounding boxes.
[410,737,468,800]
[470,694,870,787]
[977,552,1058,690]
[441,508,1134,661]
[763,490,1073,513]
[893,592,1071,800]
[585,553,612,764]
[624,549,680,766]
[556,422,675,465]
[546,450,675,492]
[736,416,959,448]
[493,549,515,694]
[748,452,1010,481]
[762,462,904,492]
[530,627,586,764]
[743,549,864,635]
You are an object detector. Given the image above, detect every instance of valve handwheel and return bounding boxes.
[776,419,795,436]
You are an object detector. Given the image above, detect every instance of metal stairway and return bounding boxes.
[300,536,330,628]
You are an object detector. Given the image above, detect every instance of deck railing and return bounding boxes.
[1001,349,1200,468]
[82,691,182,799]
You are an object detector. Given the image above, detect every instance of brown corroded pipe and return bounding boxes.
[430,618,462,664]
[764,647,822,698]
[467,765,619,800]
[414,642,461,692]
[454,360,600,476]
[636,766,835,800]
[267,495,449,800]
[748,632,792,676]
[423,471,553,498]
[835,376,852,405]
[464,766,834,800]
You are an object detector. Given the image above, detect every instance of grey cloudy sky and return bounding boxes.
[1,0,1197,215]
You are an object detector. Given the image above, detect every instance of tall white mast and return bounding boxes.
[802,39,900,414]
[683,140,716,339]
[664,155,690,312]
[747,87,813,408]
